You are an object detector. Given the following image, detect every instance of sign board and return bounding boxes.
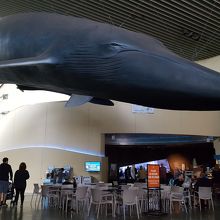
[132,104,154,113]
[147,164,160,188]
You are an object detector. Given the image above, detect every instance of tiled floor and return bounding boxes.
[0,195,219,220]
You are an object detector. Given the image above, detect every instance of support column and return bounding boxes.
[214,138,220,163]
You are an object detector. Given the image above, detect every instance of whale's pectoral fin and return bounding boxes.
[65,94,93,107]
[90,97,114,106]
[65,94,114,107]
[0,55,56,68]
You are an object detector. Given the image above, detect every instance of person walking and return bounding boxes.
[14,162,30,206]
[125,166,131,183]
[0,157,13,206]
[138,166,147,182]
[160,164,167,184]
[131,165,137,183]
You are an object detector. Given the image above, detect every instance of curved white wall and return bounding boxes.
[1,100,220,153]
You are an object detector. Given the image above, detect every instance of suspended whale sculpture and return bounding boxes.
[0,12,220,110]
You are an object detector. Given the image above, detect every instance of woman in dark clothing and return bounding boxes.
[14,162,30,206]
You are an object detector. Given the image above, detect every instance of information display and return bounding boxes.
[85,161,101,172]
[147,164,160,188]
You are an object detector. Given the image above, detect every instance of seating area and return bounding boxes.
[27,181,217,219]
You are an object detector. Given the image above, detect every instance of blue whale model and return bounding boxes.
[0,12,220,110]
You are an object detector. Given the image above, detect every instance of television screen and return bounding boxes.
[119,158,170,173]
[85,161,101,172]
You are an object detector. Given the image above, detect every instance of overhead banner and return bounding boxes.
[147,164,160,188]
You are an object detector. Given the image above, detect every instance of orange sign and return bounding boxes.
[147,164,160,188]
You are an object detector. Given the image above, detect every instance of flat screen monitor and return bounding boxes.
[85,161,101,172]
[119,158,170,173]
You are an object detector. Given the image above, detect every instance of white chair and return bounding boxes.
[38,185,50,208]
[72,186,88,213]
[170,186,187,213]
[30,184,41,206]
[115,188,140,219]
[197,187,214,211]
[161,185,171,213]
[47,186,60,208]
[123,188,140,219]
[136,188,148,213]
[88,188,114,219]
[60,185,74,211]
[183,188,192,209]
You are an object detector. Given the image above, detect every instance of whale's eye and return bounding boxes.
[109,42,125,50]
[98,42,128,57]
[109,42,131,50]
[110,42,122,47]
